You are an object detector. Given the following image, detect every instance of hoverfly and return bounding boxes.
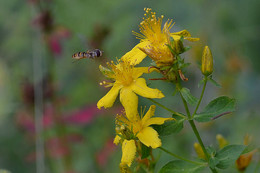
[72,49,103,60]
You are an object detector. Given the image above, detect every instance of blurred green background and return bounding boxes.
[0,0,259,172]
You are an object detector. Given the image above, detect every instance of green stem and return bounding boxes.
[179,93,208,158]
[179,92,192,118]
[192,77,208,118]
[178,84,218,173]
[148,98,186,119]
[159,147,205,165]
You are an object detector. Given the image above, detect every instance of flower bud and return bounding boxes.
[194,142,206,159]
[236,151,254,171]
[201,46,213,76]
[216,134,228,149]
[99,65,114,78]
[172,38,185,55]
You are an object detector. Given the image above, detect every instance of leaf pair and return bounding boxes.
[159,145,246,173]
[180,87,236,122]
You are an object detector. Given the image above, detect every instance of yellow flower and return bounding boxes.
[122,8,199,66]
[120,139,136,167]
[97,60,164,120]
[114,105,174,167]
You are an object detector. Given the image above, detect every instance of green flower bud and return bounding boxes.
[173,38,184,55]
[99,65,114,78]
[201,46,213,76]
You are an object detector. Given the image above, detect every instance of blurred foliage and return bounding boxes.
[0,0,259,172]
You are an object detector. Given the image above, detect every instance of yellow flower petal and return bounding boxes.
[144,117,174,127]
[170,30,199,42]
[121,41,149,65]
[97,83,122,109]
[142,105,156,123]
[120,87,138,121]
[114,135,121,145]
[121,139,136,167]
[137,127,161,149]
[131,78,164,98]
[172,30,191,37]
[132,67,150,79]
[185,37,200,42]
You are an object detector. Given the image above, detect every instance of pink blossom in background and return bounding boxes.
[16,104,101,133]
[16,109,35,132]
[15,105,55,132]
[67,133,84,143]
[46,137,70,158]
[49,35,62,55]
[96,139,116,167]
[63,105,101,125]
[42,104,55,128]
[48,27,71,56]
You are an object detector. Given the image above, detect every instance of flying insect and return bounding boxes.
[72,49,103,60]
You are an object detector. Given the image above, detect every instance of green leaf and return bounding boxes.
[209,157,219,169]
[208,77,221,88]
[215,145,246,169]
[159,160,206,173]
[180,88,198,106]
[194,96,236,122]
[166,43,177,55]
[207,146,217,157]
[241,144,256,155]
[152,115,185,136]
[141,143,151,159]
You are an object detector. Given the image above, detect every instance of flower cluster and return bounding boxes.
[97,8,198,169]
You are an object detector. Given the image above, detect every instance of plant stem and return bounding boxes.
[159,147,205,165]
[192,77,208,118]
[179,93,208,158]
[148,98,186,119]
[178,85,218,173]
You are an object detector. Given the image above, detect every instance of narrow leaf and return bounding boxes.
[215,145,246,169]
[209,77,221,88]
[180,62,191,69]
[198,79,205,88]
[194,96,236,122]
[180,87,198,106]
[159,160,206,173]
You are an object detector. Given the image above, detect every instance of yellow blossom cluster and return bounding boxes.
[96,8,198,168]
